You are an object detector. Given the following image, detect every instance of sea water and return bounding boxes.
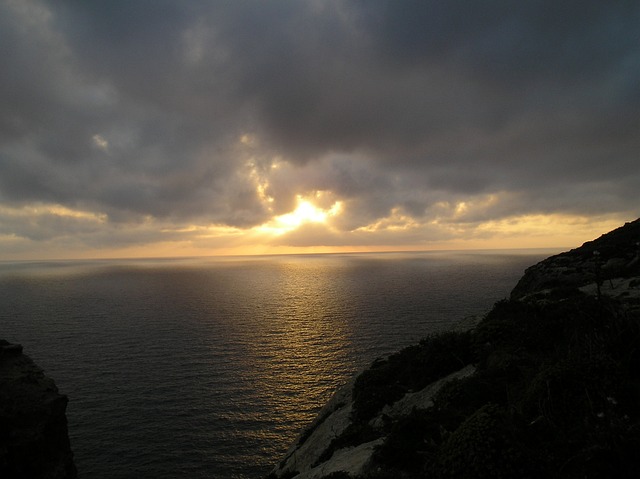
[0,251,552,478]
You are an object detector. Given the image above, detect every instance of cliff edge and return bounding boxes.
[511,218,640,303]
[0,341,77,479]
[270,219,640,479]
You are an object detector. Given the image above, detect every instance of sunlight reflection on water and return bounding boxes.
[0,251,550,478]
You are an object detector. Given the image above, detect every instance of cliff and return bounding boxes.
[511,218,640,303]
[0,341,77,479]
[269,218,640,479]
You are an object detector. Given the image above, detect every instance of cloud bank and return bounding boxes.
[1,0,638,258]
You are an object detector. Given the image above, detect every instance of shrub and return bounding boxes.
[433,371,508,415]
[352,331,473,423]
[371,411,434,472]
[522,354,623,433]
[434,404,540,478]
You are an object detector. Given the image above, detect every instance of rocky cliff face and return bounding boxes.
[0,341,77,479]
[270,218,640,479]
[511,218,640,303]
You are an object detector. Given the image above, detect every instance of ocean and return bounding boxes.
[0,250,552,478]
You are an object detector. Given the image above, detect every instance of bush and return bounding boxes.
[523,354,623,432]
[371,411,435,472]
[433,371,508,415]
[352,331,473,423]
[434,404,540,478]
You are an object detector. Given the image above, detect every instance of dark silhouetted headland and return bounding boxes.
[0,341,77,479]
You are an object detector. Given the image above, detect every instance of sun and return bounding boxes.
[278,200,328,227]
[257,195,342,235]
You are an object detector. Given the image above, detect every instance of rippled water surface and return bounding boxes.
[0,251,551,478]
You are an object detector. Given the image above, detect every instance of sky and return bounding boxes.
[1,0,639,260]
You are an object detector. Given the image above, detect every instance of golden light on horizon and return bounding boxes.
[0,195,632,262]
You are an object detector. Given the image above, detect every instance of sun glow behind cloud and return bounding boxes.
[257,195,342,235]
[0,156,631,260]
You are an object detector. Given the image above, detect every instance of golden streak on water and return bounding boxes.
[0,252,549,478]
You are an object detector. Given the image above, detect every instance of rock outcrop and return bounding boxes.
[0,341,77,479]
[270,218,640,479]
[511,218,640,303]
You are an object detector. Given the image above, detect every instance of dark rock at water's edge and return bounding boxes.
[269,218,640,479]
[0,340,77,479]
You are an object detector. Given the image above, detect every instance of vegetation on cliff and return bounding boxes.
[356,292,640,478]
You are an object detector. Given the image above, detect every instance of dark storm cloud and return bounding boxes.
[363,1,637,78]
[228,1,640,162]
[0,0,638,252]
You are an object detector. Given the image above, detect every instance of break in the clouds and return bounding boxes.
[1,0,639,258]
